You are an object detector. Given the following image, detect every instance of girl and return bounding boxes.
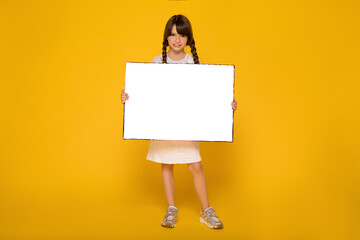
[122,14,237,229]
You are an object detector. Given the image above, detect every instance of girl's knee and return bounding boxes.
[162,163,174,170]
[187,162,203,174]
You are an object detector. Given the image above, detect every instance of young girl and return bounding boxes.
[122,14,237,229]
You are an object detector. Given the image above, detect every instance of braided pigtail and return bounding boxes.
[189,39,200,64]
[162,40,168,63]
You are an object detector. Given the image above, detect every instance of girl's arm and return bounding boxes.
[121,89,129,103]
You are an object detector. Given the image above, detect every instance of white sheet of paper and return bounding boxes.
[123,62,234,142]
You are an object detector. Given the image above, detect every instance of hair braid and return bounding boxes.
[162,40,168,63]
[189,39,200,64]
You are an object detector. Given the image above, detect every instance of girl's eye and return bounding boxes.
[169,34,186,37]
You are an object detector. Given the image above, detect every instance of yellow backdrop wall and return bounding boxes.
[1,0,359,240]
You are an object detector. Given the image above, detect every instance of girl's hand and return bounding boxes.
[231,99,237,112]
[121,89,129,103]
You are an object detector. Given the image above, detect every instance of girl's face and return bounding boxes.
[167,24,188,53]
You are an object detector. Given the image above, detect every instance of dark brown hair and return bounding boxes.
[162,14,200,64]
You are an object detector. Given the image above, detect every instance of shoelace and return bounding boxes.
[205,208,216,217]
[165,208,177,221]
[204,208,221,222]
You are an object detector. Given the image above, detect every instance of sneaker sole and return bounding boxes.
[161,218,178,228]
[161,223,176,228]
[199,216,223,229]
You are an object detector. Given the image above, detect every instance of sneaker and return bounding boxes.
[199,206,223,229]
[161,206,178,228]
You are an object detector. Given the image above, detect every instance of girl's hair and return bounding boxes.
[162,14,200,64]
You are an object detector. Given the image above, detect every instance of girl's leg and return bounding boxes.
[161,163,176,206]
[187,162,210,211]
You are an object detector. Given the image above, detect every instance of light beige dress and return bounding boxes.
[146,53,202,164]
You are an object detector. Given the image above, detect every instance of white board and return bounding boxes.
[123,62,234,142]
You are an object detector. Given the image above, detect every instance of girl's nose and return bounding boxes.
[175,35,180,42]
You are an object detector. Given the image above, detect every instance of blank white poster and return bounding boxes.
[123,62,234,142]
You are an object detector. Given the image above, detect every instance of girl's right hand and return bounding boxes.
[121,89,129,103]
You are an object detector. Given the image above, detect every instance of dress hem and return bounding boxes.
[146,158,202,164]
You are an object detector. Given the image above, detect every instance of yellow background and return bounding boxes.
[1,0,359,239]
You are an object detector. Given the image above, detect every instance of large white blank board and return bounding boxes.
[123,62,234,142]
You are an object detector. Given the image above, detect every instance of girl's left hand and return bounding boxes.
[231,99,237,112]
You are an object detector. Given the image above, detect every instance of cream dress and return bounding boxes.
[146,53,202,164]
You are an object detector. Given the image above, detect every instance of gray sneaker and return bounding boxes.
[199,206,223,229]
[161,206,178,228]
